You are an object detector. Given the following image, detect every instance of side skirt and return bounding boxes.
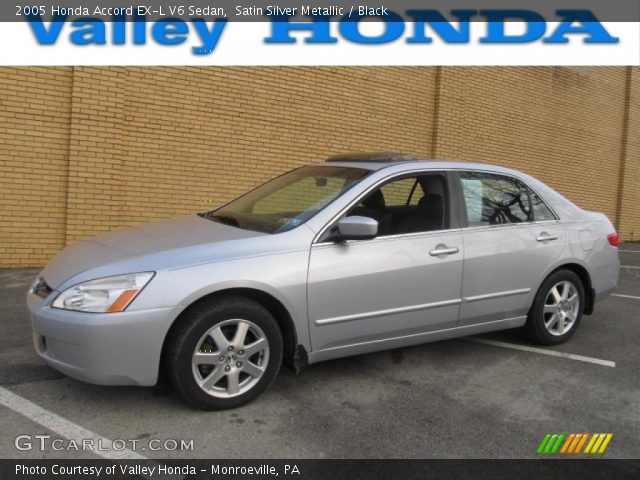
[307,316,527,364]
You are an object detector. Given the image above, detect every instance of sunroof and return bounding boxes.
[326,152,420,163]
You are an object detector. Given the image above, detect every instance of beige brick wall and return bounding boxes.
[66,67,128,244]
[0,66,637,267]
[0,67,73,267]
[618,68,640,241]
[432,67,628,224]
[114,67,437,232]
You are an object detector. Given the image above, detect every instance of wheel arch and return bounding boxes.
[160,287,305,382]
[534,262,595,315]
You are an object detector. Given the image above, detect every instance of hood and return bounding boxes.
[41,215,265,289]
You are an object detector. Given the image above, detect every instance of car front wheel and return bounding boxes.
[524,270,585,345]
[165,295,283,410]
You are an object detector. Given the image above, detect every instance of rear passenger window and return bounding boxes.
[460,172,533,226]
[529,189,556,221]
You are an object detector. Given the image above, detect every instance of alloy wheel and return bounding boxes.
[192,319,270,398]
[543,281,580,336]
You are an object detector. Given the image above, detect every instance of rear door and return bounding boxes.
[457,170,565,326]
[307,171,464,352]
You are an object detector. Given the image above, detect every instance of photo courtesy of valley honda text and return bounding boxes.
[0,1,638,479]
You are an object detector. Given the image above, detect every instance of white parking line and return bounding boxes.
[0,386,147,460]
[465,337,616,368]
[619,250,640,253]
[0,387,184,480]
[611,294,640,300]
[0,387,185,479]
[621,265,640,269]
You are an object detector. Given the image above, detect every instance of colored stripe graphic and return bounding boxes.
[597,434,613,453]
[544,434,557,453]
[584,434,599,453]
[538,433,612,454]
[568,433,583,453]
[574,433,589,453]
[550,434,565,453]
[585,433,613,453]
[537,433,565,453]
[537,434,552,454]
[560,433,575,453]
[591,434,607,453]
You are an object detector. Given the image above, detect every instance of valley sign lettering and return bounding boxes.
[26,9,619,56]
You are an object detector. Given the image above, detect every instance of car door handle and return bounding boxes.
[536,233,558,242]
[429,246,459,256]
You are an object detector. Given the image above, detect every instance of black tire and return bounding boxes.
[523,269,585,345]
[165,295,283,410]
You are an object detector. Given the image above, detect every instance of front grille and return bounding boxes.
[33,278,53,298]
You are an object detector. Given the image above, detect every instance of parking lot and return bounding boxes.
[1,244,638,459]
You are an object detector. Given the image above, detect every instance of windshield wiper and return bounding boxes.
[203,213,246,229]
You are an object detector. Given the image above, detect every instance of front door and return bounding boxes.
[307,172,464,352]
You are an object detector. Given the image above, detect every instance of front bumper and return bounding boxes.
[27,290,182,386]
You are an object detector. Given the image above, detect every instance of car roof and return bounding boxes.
[309,152,587,222]
[315,152,525,177]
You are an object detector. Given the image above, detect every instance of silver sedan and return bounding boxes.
[27,153,620,409]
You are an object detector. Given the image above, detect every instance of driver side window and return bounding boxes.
[346,173,449,237]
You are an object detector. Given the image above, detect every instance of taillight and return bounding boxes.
[607,232,619,247]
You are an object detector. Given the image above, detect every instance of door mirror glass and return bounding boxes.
[337,216,378,240]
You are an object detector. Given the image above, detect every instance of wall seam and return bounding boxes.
[614,66,632,231]
[430,66,443,158]
[63,65,77,246]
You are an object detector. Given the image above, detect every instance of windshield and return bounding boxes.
[201,166,370,233]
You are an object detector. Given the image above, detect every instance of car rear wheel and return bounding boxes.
[523,270,585,345]
[165,295,283,410]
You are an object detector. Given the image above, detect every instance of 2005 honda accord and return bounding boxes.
[27,153,620,409]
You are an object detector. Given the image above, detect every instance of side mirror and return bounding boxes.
[336,216,378,241]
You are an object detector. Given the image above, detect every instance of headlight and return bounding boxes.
[52,272,154,313]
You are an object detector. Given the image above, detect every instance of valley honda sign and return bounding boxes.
[1,2,638,65]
